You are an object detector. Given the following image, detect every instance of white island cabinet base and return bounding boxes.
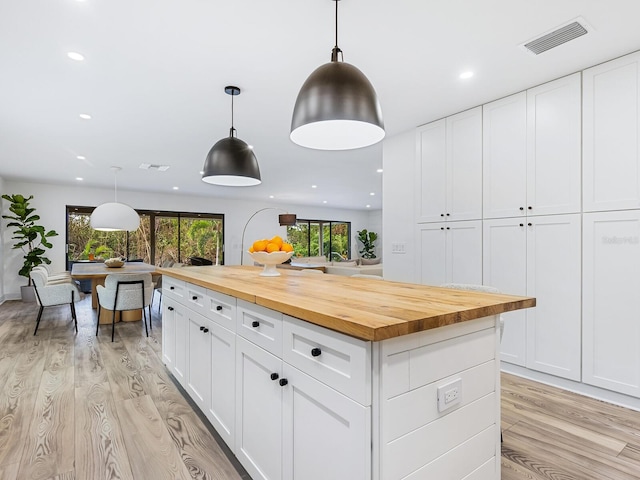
[163,279,503,480]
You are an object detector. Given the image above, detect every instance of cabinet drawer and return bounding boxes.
[283,316,371,406]
[205,289,237,331]
[163,276,185,301]
[237,300,283,357]
[185,283,207,316]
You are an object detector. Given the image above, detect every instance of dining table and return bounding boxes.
[71,261,157,323]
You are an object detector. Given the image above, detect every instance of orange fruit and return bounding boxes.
[281,242,293,252]
[266,242,280,253]
[252,239,268,252]
[248,246,255,253]
[270,235,283,248]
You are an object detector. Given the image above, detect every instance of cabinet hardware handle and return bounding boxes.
[519,207,524,211]
[528,223,532,226]
[170,286,175,290]
[203,328,209,333]
[311,348,322,357]
[168,306,174,311]
[199,326,205,331]
[519,223,524,227]
[279,378,288,386]
[446,213,450,216]
[440,227,444,230]
[270,373,279,381]
[528,206,532,210]
[251,321,259,328]
[216,305,223,311]
[192,295,198,301]
[446,227,450,230]
[440,213,444,217]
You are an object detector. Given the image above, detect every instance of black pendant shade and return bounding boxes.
[290,0,384,150]
[202,85,261,186]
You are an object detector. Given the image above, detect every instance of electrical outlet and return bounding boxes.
[437,378,462,412]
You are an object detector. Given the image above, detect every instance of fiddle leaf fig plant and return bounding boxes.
[356,229,378,259]
[2,194,58,284]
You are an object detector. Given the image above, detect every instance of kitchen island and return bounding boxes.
[158,265,535,480]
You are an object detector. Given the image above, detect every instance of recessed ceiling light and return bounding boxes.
[370,192,375,196]
[76,155,86,160]
[172,186,179,190]
[366,204,371,208]
[376,168,383,173]
[323,200,328,204]
[67,52,84,61]
[79,113,92,120]
[269,195,274,199]
[76,177,83,181]
[459,71,474,79]
[312,185,317,189]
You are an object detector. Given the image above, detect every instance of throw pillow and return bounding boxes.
[360,257,381,265]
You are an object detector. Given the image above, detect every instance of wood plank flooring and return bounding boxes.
[1,296,640,479]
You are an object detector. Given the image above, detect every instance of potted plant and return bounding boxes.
[2,194,58,301]
[357,229,379,264]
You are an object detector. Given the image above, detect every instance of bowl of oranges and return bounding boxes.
[248,235,294,276]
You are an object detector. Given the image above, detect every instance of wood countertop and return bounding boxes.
[158,266,535,342]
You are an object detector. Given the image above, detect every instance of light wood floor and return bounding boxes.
[1,297,640,479]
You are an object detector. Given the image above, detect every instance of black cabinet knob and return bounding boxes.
[519,223,524,227]
[446,213,450,216]
[519,207,524,211]
[192,295,198,301]
[528,223,532,226]
[270,373,279,381]
[216,305,223,311]
[279,378,288,387]
[199,326,205,331]
[170,286,175,290]
[446,227,450,230]
[251,321,259,328]
[528,206,532,210]
[440,227,444,230]
[203,328,209,333]
[168,306,174,311]
[311,347,322,357]
[440,213,444,217]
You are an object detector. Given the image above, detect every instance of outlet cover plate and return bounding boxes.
[437,378,462,412]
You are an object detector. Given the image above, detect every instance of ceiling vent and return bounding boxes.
[139,163,170,171]
[521,17,591,55]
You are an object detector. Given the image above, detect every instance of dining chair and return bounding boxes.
[96,272,153,342]
[30,268,83,336]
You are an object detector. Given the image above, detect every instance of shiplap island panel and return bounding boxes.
[159,265,535,480]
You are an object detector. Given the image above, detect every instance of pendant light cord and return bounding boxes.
[229,90,237,138]
[331,0,343,62]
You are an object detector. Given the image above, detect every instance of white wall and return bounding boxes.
[382,130,416,282]
[1,180,377,299]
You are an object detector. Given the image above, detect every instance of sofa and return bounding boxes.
[292,256,383,277]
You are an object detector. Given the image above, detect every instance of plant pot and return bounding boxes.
[21,285,36,303]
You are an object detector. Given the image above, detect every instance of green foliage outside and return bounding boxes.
[2,194,58,284]
[287,221,350,260]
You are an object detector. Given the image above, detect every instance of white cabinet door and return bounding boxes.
[208,321,236,448]
[483,92,527,219]
[447,107,482,221]
[447,220,483,285]
[416,120,447,223]
[282,364,371,480]
[173,302,188,388]
[583,210,640,397]
[527,73,582,216]
[235,336,283,480]
[162,297,177,369]
[583,51,640,212]
[187,311,211,411]
[416,223,447,286]
[483,218,527,366]
[526,214,582,380]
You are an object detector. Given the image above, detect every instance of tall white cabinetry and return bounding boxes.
[583,211,640,397]
[583,51,640,213]
[416,107,482,223]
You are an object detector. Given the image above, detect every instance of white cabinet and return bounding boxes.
[583,51,640,212]
[207,321,236,448]
[173,302,188,388]
[417,220,482,286]
[483,74,581,219]
[187,311,212,411]
[162,296,177,370]
[483,215,581,380]
[416,107,482,223]
[583,210,640,397]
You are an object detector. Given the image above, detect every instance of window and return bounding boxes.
[287,219,351,260]
[66,206,224,266]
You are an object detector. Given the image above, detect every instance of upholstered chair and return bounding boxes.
[30,268,82,336]
[96,273,153,342]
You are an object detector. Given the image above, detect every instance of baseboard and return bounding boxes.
[501,363,640,412]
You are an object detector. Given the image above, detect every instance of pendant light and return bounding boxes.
[202,86,261,186]
[290,0,384,150]
[90,166,140,231]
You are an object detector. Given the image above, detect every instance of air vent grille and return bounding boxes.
[523,20,589,55]
[139,163,170,171]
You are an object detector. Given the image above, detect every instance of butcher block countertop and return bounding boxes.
[158,266,535,341]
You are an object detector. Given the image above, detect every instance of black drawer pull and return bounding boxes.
[528,223,532,226]
[519,223,524,227]
[519,207,524,211]
[199,326,205,331]
[270,373,279,381]
[446,213,450,216]
[168,306,174,311]
[528,206,532,210]
[440,227,444,230]
[440,213,444,217]
[311,348,322,357]
[251,321,259,328]
[216,305,223,311]
[170,286,175,290]
[192,295,198,301]
[203,328,209,333]
[279,378,288,387]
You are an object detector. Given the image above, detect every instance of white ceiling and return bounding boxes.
[2,0,640,211]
